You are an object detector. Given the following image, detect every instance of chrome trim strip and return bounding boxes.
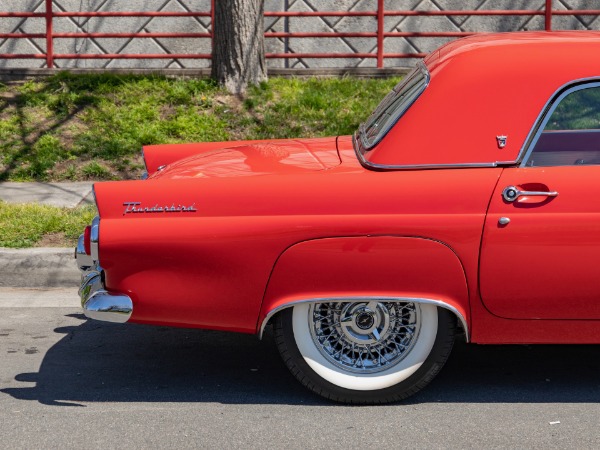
[90,215,100,262]
[259,296,469,342]
[354,142,500,170]
[517,77,600,167]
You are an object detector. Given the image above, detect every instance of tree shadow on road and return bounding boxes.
[2,313,599,406]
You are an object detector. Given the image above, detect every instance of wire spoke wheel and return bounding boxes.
[309,301,421,374]
[274,300,456,404]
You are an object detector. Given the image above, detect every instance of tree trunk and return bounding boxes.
[211,0,267,94]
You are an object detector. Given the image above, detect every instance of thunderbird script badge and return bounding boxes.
[123,201,197,215]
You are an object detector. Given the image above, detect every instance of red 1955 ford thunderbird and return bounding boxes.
[75,31,600,404]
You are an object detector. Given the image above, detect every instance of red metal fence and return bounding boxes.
[1,0,599,69]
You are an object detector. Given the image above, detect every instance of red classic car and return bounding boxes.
[76,31,600,404]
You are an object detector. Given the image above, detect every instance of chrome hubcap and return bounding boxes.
[309,301,421,374]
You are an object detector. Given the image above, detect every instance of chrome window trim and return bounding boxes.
[358,61,431,151]
[518,77,600,167]
[359,148,500,170]
[258,296,469,342]
[354,134,501,170]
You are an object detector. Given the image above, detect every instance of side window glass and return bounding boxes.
[525,85,600,167]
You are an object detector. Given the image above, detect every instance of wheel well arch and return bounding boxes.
[259,296,468,341]
[258,235,470,340]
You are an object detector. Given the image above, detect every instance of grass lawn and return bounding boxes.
[0,200,97,248]
[0,73,402,247]
[0,73,401,182]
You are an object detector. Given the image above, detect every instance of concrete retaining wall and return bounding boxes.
[1,0,598,70]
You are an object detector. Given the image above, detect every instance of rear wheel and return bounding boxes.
[274,301,456,404]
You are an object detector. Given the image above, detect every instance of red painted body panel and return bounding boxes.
[143,137,339,175]
[480,166,600,319]
[86,32,600,345]
[151,138,340,178]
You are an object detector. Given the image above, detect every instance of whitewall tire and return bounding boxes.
[274,300,456,404]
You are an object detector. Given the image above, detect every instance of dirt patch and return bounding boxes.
[160,104,177,120]
[213,93,243,110]
[0,91,17,100]
[36,232,72,248]
[58,116,87,148]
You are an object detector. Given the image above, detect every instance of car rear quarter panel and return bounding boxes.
[94,166,502,333]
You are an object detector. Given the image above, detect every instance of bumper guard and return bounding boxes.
[76,234,133,323]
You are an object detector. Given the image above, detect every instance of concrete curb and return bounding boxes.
[1,182,93,289]
[0,248,79,288]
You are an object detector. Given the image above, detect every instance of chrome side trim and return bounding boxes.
[517,77,600,167]
[259,296,469,342]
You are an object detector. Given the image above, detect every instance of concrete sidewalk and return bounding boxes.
[0,181,94,207]
[0,182,92,288]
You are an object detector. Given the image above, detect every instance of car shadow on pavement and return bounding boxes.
[2,314,599,407]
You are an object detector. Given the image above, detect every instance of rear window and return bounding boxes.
[359,64,429,150]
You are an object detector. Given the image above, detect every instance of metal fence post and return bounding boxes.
[45,0,54,67]
[376,0,384,68]
[545,0,553,31]
[210,0,215,59]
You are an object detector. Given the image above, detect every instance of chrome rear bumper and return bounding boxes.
[76,234,133,324]
[75,235,93,271]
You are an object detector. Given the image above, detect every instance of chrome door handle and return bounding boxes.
[502,185,558,202]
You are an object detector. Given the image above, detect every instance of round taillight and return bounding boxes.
[83,226,91,255]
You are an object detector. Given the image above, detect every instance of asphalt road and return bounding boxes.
[1,288,599,449]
